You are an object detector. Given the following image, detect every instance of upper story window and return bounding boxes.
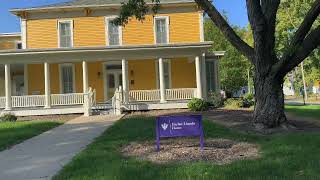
[154,16,169,44]
[58,20,73,48]
[106,17,122,46]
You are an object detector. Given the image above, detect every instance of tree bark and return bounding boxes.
[253,73,287,129]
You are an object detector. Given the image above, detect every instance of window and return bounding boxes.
[156,59,171,89]
[154,17,169,44]
[60,64,75,93]
[58,20,73,48]
[206,61,216,92]
[106,17,122,46]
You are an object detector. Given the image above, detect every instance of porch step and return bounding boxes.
[91,103,113,115]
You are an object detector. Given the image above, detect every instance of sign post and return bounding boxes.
[156,115,204,151]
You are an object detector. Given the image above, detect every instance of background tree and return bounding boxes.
[116,0,320,129]
[205,18,252,96]
[277,0,320,96]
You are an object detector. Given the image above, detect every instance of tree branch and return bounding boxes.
[246,0,265,34]
[194,0,254,61]
[274,0,320,75]
[274,26,320,77]
[291,0,320,47]
[284,26,320,73]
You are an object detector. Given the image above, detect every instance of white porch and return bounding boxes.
[0,42,222,116]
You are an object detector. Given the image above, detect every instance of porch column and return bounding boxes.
[82,61,89,93]
[159,58,166,103]
[82,61,90,116]
[44,62,51,108]
[195,56,203,99]
[5,64,12,110]
[122,59,129,103]
[201,53,207,99]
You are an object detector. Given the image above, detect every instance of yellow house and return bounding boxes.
[0,0,223,116]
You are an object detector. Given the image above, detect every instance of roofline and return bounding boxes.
[0,41,212,55]
[206,51,226,57]
[10,1,196,15]
[0,33,21,38]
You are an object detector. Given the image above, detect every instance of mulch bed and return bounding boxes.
[125,109,320,134]
[121,138,259,165]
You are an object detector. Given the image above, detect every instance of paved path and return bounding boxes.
[0,115,123,180]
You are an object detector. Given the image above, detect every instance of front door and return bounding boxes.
[106,70,122,99]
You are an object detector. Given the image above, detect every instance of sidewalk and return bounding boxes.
[0,115,123,180]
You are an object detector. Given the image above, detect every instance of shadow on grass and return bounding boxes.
[0,121,62,151]
[286,105,320,120]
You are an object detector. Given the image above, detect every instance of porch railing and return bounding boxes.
[129,89,161,102]
[51,93,84,106]
[128,88,197,102]
[0,97,6,108]
[12,95,46,108]
[165,88,197,100]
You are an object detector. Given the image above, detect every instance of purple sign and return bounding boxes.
[156,115,204,151]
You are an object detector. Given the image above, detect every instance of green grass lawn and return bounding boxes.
[0,121,63,151]
[286,105,320,120]
[54,117,320,180]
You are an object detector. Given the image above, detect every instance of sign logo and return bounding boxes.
[161,123,169,130]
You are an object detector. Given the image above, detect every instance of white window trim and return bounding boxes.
[105,16,123,46]
[154,16,170,44]
[155,59,172,89]
[59,63,76,94]
[199,11,204,42]
[57,20,74,48]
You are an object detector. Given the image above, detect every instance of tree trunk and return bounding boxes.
[253,75,288,129]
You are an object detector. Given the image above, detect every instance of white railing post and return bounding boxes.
[114,88,122,115]
[195,56,203,99]
[122,59,129,104]
[44,62,51,108]
[159,58,166,103]
[5,64,12,111]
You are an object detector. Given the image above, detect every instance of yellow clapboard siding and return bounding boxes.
[0,42,16,50]
[171,57,196,88]
[73,17,106,47]
[27,19,58,48]
[128,60,157,90]
[26,10,200,48]
[88,62,104,101]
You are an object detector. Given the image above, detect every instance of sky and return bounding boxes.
[0,0,248,33]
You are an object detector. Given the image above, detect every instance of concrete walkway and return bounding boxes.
[0,115,123,180]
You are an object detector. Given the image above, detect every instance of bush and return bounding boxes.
[207,91,224,108]
[224,98,243,108]
[242,93,255,108]
[224,94,255,109]
[187,98,209,111]
[0,113,17,122]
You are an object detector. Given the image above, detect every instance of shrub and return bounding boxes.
[207,91,224,108]
[224,98,243,109]
[242,93,255,108]
[0,113,17,122]
[187,98,209,111]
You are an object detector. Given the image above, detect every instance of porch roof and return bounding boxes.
[0,42,212,64]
